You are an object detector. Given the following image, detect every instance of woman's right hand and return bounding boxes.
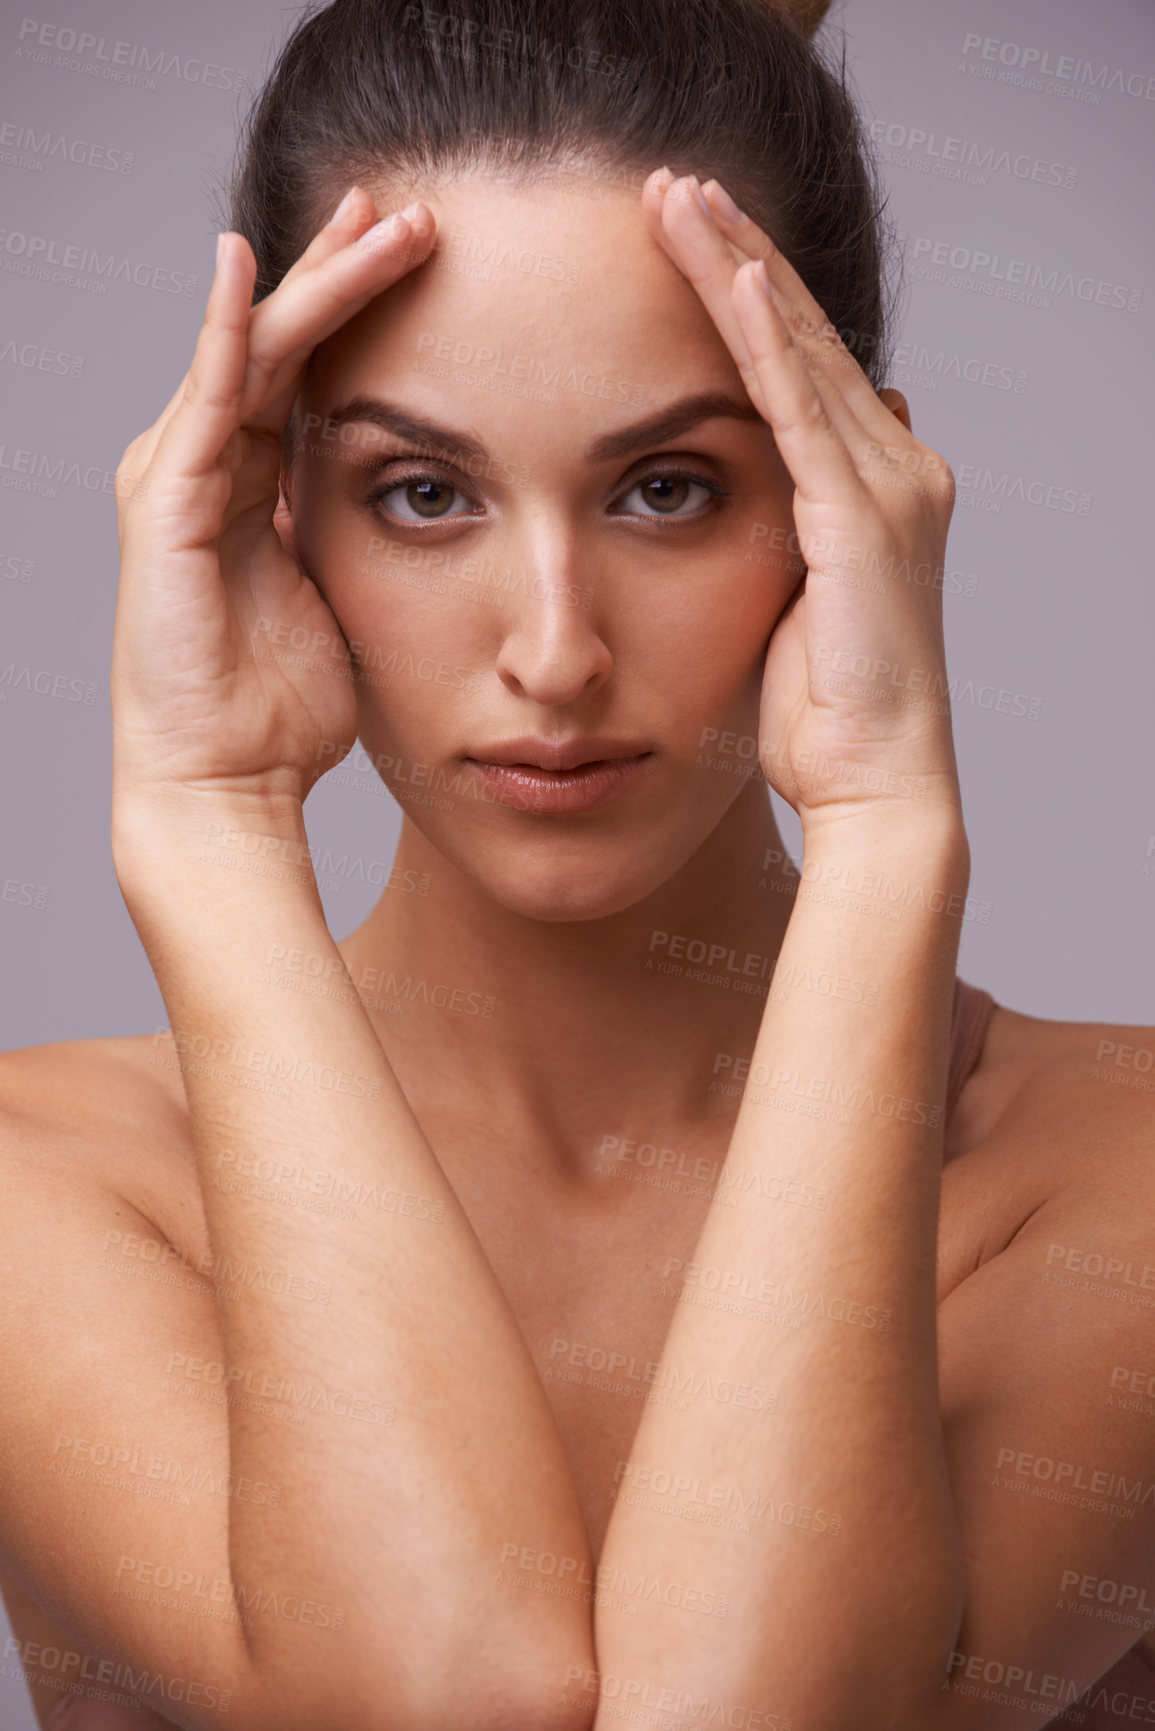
[110,186,436,818]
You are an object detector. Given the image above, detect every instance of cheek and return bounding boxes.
[293,487,486,673]
[624,566,793,701]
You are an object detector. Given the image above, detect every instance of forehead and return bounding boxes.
[302,170,743,418]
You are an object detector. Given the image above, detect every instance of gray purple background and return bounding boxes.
[1,0,1153,1719]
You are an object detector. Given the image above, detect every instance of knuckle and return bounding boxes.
[797,387,830,431]
[184,364,241,417]
[115,438,149,495]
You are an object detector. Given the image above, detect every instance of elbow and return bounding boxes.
[241,1630,598,1731]
[419,1638,599,1731]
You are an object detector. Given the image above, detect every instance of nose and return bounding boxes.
[493,557,613,708]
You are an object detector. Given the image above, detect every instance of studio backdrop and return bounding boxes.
[1,0,1152,1714]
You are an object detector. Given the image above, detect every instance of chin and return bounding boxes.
[441,826,678,924]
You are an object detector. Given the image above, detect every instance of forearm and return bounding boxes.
[592,809,970,1729]
[113,791,594,1717]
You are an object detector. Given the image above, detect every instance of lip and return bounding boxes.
[462,736,656,815]
[467,735,654,772]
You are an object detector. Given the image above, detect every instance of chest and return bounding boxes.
[426,1102,1033,1561]
[146,1053,1040,1564]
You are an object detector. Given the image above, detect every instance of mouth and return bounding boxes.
[460,743,656,815]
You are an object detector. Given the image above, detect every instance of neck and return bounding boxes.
[337,781,800,1157]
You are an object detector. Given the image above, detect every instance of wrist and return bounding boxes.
[112,780,316,906]
[793,805,970,933]
[799,788,968,864]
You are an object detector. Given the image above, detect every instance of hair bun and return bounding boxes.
[766,0,834,37]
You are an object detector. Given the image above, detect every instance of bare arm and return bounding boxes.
[108,790,594,1731]
[583,167,1155,1731]
[0,186,597,1731]
[590,810,968,1724]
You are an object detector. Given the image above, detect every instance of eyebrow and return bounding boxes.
[322,389,765,465]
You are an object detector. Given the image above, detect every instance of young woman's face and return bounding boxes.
[288,171,802,920]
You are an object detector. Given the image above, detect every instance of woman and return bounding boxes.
[1,0,1152,1726]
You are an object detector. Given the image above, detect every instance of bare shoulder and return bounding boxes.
[0,1030,199,1249]
[951,995,1154,1163]
[939,996,1154,1299]
[0,1033,250,1729]
[934,999,1155,1711]
[0,1028,187,1121]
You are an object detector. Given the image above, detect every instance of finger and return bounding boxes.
[275,183,378,288]
[235,200,436,436]
[730,257,870,510]
[700,178,860,359]
[149,232,259,481]
[701,177,902,435]
[156,202,435,481]
[649,173,874,461]
[642,169,757,377]
[133,187,380,473]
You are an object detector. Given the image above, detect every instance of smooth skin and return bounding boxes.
[0,166,1152,1731]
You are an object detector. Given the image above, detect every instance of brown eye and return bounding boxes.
[368,469,478,524]
[615,470,727,518]
[405,479,458,518]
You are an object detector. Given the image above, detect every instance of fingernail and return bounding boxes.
[356,211,411,253]
[328,185,359,227]
[706,180,745,225]
[755,258,775,300]
[216,232,226,268]
[651,165,674,192]
[688,175,714,221]
[398,200,428,227]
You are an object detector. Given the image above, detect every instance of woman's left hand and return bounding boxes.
[642,168,963,839]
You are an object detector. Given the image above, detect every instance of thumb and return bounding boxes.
[273,479,302,568]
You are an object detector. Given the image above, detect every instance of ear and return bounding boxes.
[273,474,302,568]
[877,387,913,435]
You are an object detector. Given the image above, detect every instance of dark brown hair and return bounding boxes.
[226,0,894,382]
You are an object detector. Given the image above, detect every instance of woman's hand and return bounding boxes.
[642,168,962,839]
[110,187,436,817]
